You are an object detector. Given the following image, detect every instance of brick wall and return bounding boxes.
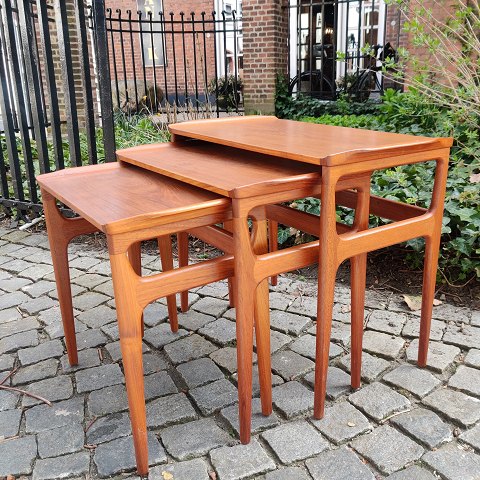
[241,0,288,113]
[105,0,219,108]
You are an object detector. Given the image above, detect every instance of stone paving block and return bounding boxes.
[143,301,170,327]
[23,251,54,265]
[25,396,84,433]
[75,328,108,350]
[210,347,242,374]
[0,389,19,411]
[406,339,460,373]
[69,255,102,270]
[178,310,215,331]
[311,401,372,444]
[144,371,178,399]
[23,375,73,407]
[0,352,14,371]
[422,303,471,323]
[150,458,210,480]
[349,382,410,422]
[262,420,329,464]
[146,393,197,428]
[269,291,296,311]
[460,423,480,452]
[143,324,189,349]
[0,306,22,324]
[0,275,32,292]
[306,446,376,480]
[387,465,438,480]
[7,245,43,259]
[77,304,117,329]
[287,295,317,317]
[0,316,39,339]
[443,324,480,350]
[177,357,224,389]
[18,339,64,365]
[472,310,480,327]
[48,284,87,302]
[383,364,441,398]
[94,432,166,477]
[32,451,90,480]
[73,291,109,312]
[351,425,424,475]
[422,443,480,480]
[105,340,149,363]
[305,367,351,400]
[0,408,21,438]
[37,423,85,458]
[72,272,109,289]
[88,384,129,416]
[76,363,124,393]
[0,240,24,253]
[254,329,292,354]
[290,334,343,360]
[39,305,79,326]
[367,310,407,336]
[362,330,405,359]
[402,317,445,341]
[324,321,351,346]
[21,295,58,315]
[164,333,217,364]
[221,397,280,437]
[88,260,112,276]
[2,259,35,275]
[193,296,230,317]
[195,281,230,298]
[232,365,284,398]
[87,411,131,444]
[22,280,56,298]
[190,378,238,415]
[143,352,168,374]
[43,318,86,341]
[101,322,120,341]
[422,388,480,427]
[0,435,37,476]
[265,466,311,480]
[271,349,315,380]
[20,264,54,281]
[391,408,452,449]
[161,418,232,460]
[270,310,311,336]
[60,348,101,373]
[199,318,237,346]
[465,348,480,368]
[211,439,276,480]
[44,267,83,282]
[448,365,480,397]
[272,381,314,418]
[332,302,354,323]
[0,328,38,355]
[0,292,31,310]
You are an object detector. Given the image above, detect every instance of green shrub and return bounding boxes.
[276,88,480,282]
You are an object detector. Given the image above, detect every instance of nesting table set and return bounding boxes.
[37,116,452,475]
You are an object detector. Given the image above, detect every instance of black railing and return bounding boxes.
[285,0,402,101]
[97,8,243,117]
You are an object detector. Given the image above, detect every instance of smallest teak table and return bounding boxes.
[166,116,453,430]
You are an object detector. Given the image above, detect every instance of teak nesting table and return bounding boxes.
[40,116,452,475]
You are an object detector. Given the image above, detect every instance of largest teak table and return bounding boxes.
[118,116,452,445]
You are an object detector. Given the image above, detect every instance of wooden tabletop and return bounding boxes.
[116,141,321,198]
[169,116,453,166]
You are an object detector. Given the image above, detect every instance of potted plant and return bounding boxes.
[209,75,243,111]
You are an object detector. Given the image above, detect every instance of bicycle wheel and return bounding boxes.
[288,71,335,99]
[345,70,375,102]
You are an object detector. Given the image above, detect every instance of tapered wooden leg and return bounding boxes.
[233,208,256,443]
[43,196,78,366]
[224,220,236,308]
[350,254,367,389]
[177,232,190,312]
[418,155,449,366]
[109,247,148,476]
[314,171,339,419]
[127,243,144,337]
[252,218,272,416]
[350,181,370,389]
[268,220,278,286]
[157,235,178,332]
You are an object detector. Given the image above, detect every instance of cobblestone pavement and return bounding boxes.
[0,225,479,480]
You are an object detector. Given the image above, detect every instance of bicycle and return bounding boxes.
[288,43,398,102]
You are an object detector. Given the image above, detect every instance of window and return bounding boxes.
[137,0,165,66]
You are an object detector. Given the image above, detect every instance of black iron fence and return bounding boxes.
[285,0,402,101]
[101,8,243,116]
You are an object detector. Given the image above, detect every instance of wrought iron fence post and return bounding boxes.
[93,0,115,162]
